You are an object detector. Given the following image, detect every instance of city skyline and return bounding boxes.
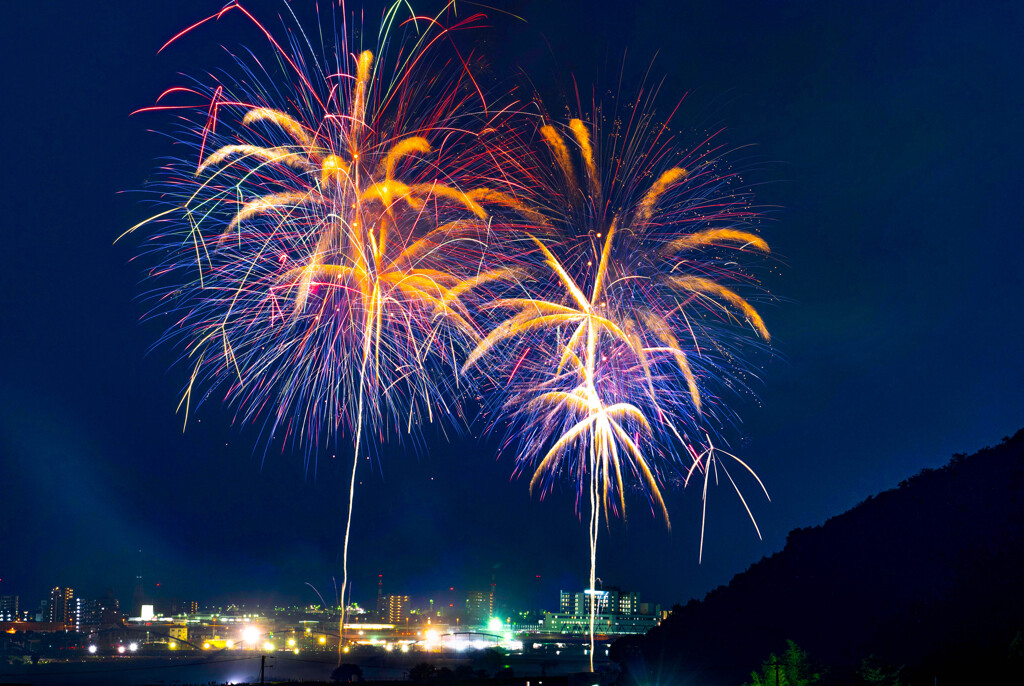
[1,570,656,621]
[0,576,661,627]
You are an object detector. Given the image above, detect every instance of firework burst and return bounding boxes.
[124,0,527,653]
[464,99,774,668]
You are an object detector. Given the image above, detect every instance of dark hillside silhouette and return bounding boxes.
[613,429,1024,685]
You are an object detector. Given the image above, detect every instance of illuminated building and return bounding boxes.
[74,595,121,628]
[49,587,73,626]
[73,598,90,629]
[542,610,660,634]
[383,595,409,624]
[560,587,640,615]
[544,587,660,635]
[465,590,493,622]
[0,596,17,622]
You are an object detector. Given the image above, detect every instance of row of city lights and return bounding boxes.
[87,643,136,654]
[87,619,527,655]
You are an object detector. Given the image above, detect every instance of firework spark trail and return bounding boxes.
[464,105,774,670]
[126,1,532,659]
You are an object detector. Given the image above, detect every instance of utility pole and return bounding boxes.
[260,654,272,684]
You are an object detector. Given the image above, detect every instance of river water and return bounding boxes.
[0,652,597,685]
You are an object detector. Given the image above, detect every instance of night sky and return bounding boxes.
[2,0,1022,615]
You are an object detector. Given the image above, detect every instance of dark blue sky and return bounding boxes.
[1,0,1022,614]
